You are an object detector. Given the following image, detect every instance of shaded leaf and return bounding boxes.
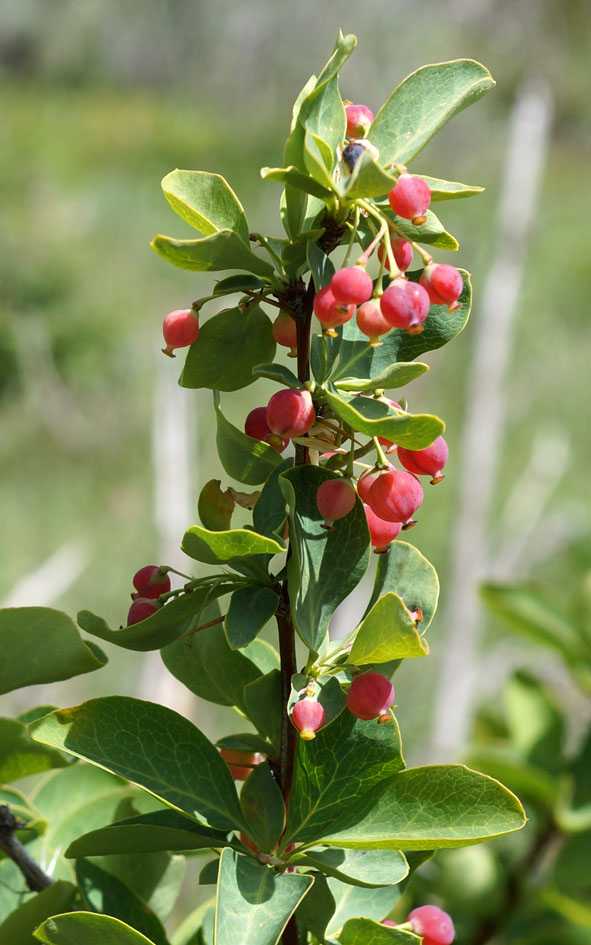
[66,809,229,858]
[181,305,275,391]
[0,717,68,783]
[366,541,440,632]
[198,480,234,532]
[240,762,286,852]
[334,362,429,392]
[326,879,402,938]
[339,917,420,944]
[225,587,279,649]
[251,363,301,389]
[325,389,444,451]
[34,912,158,945]
[214,393,284,486]
[293,847,408,888]
[0,882,75,945]
[252,458,292,540]
[307,242,335,292]
[243,670,283,752]
[75,859,169,945]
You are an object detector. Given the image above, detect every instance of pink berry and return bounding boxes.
[313,285,355,335]
[420,264,464,310]
[330,266,373,306]
[344,103,374,138]
[364,504,402,553]
[408,906,455,945]
[267,388,316,439]
[162,308,200,358]
[356,301,391,346]
[346,672,395,722]
[244,406,289,453]
[292,698,325,740]
[378,238,413,273]
[388,174,431,225]
[127,597,161,626]
[220,749,261,781]
[357,465,392,503]
[316,479,356,529]
[132,565,171,600]
[272,311,297,356]
[397,436,449,484]
[380,278,430,334]
[381,921,397,927]
[367,469,424,526]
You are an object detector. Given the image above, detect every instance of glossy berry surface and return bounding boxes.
[330,266,373,306]
[398,435,449,483]
[343,142,366,170]
[344,103,374,138]
[364,503,402,552]
[132,566,171,599]
[266,388,316,439]
[292,698,325,740]
[388,174,431,224]
[357,465,392,503]
[356,301,391,345]
[272,311,297,355]
[220,749,260,781]
[378,238,413,273]
[367,468,424,524]
[408,905,455,945]
[420,263,464,308]
[313,285,355,332]
[316,478,356,528]
[346,672,395,721]
[127,597,161,626]
[380,278,430,333]
[162,308,200,357]
[244,407,288,452]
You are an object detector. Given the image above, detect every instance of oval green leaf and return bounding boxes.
[214,393,284,486]
[161,170,250,244]
[348,593,429,666]
[181,304,275,391]
[225,586,279,649]
[151,230,275,278]
[325,389,444,451]
[181,524,283,566]
[34,912,158,945]
[366,541,440,633]
[65,809,229,858]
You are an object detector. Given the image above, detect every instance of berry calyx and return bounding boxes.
[313,285,355,335]
[292,698,325,740]
[272,311,297,357]
[244,407,289,452]
[162,308,200,358]
[420,264,464,311]
[364,504,402,553]
[220,749,261,781]
[127,597,161,626]
[408,905,455,945]
[397,435,449,484]
[367,468,424,525]
[330,266,373,306]
[388,174,431,225]
[316,478,356,529]
[344,103,374,138]
[356,301,391,346]
[380,278,430,334]
[378,238,413,273]
[266,388,316,439]
[132,565,171,600]
[346,672,395,722]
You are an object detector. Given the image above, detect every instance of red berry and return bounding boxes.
[220,749,261,781]
[316,479,356,529]
[132,565,171,600]
[292,698,325,740]
[272,311,297,356]
[330,266,373,306]
[127,597,161,626]
[364,504,402,553]
[245,406,289,452]
[313,285,355,335]
[344,103,374,138]
[380,278,430,334]
[346,672,395,722]
[388,174,431,225]
[162,309,200,358]
[408,906,455,945]
[420,264,463,310]
[267,388,316,439]
[356,301,391,346]
[357,465,392,503]
[397,436,449,484]
[367,469,424,525]
[378,239,413,273]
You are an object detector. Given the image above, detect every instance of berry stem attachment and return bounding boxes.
[357,199,400,277]
[356,218,386,267]
[342,205,361,268]
[388,219,434,266]
[372,436,390,469]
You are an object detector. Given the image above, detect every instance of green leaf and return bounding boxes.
[299,75,345,170]
[294,848,408,888]
[181,525,283,566]
[0,882,75,945]
[464,747,558,808]
[225,587,279,649]
[181,305,275,391]
[349,593,429,665]
[66,809,229,858]
[307,242,335,292]
[322,764,526,849]
[295,872,336,941]
[151,230,275,278]
[0,716,68,783]
[335,271,471,382]
[75,859,170,945]
[240,762,286,852]
[251,363,301,388]
[366,541,440,633]
[325,880,402,939]
[217,733,271,755]
[284,709,404,845]
[261,166,334,201]
[325,389,444,450]
[334,362,429,392]
[339,917,420,944]
[340,151,398,200]
[214,393,284,486]
[161,622,265,713]
[34,912,158,945]
[0,607,106,694]
[243,670,283,752]
[386,208,458,250]
[77,582,234,651]
[198,480,234,532]
[30,697,246,832]
[367,59,495,165]
[310,330,342,385]
[280,466,370,653]
[212,274,270,297]
[161,170,250,244]
[214,849,313,945]
[416,175,484,201]
[252,458,292,540]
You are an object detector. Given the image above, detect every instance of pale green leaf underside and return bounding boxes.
[417,175,484,200]
[295,847,408,888]
[161,169,250,244]
[151,230,275,277]
[181,524,284,565]
[34,912,157,945]
[325,389,444,451]
[65,809,230,858]
[334,362,429,392]
[349,592,429,665]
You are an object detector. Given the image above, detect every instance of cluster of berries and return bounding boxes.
[291,671,396,740]
[126,565,170,625]
[383,905,455,945]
